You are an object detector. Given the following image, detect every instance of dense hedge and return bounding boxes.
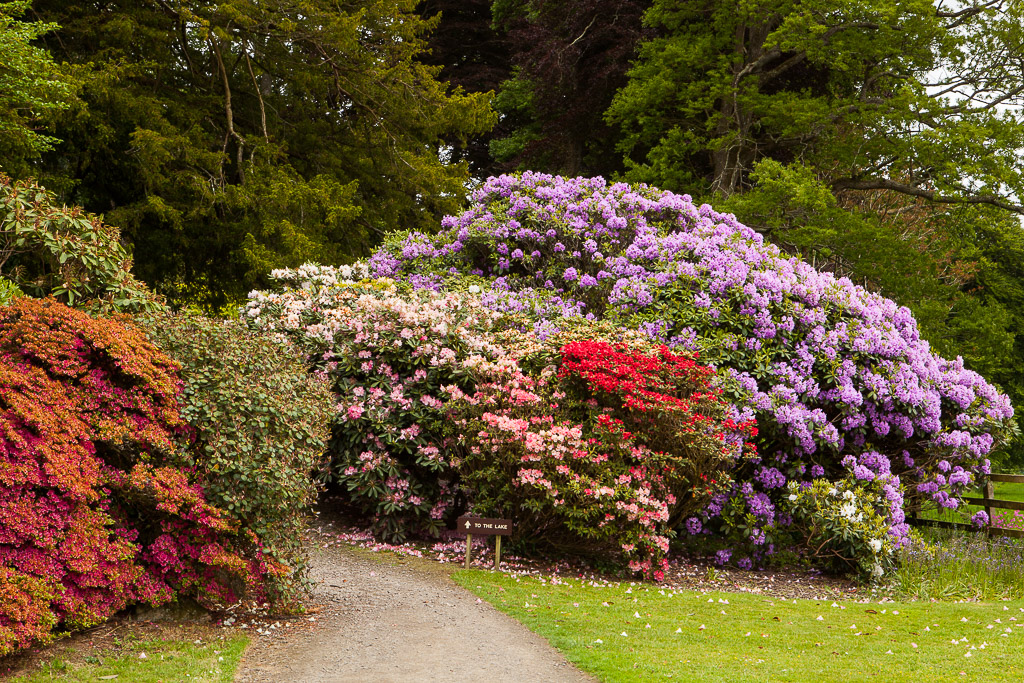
[0,299,271,655]
[141,314,334,603]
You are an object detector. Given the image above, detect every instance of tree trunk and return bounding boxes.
[712,20,773,197]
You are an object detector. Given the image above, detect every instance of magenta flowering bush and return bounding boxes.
[370,172,1015,565]
[0,299,282,656]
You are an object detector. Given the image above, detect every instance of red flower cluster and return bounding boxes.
[560,340,757,497]
[560,341,718,416]
[562,340,754,433]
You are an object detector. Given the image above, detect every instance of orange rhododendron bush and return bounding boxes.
[0,299,277,656]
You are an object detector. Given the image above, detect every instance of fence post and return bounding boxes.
[985,480,995,536]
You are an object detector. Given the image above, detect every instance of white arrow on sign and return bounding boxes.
[465,520,471,529]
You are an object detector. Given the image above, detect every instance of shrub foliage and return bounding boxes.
[0,174,161,312]
[247,171,1015,579]
[141,313,334,601]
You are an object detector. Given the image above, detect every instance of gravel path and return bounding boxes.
[234,541,594,683]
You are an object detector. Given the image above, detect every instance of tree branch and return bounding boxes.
[734,22,880,88]
[832,178,1024,214]
[210,34,245,182]
[733,48,782,86]
[944,84,1024,114]
[245,53,269,142]
[567,15,598,49]
[758,52,807,84]
[937,0,1003,29]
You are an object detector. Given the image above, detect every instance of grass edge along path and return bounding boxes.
[454,569,1024,682]
[8,633,248,682]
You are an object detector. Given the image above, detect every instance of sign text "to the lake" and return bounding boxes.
[456,516,512,536]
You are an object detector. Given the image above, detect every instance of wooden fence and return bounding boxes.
[908,473,1024,539]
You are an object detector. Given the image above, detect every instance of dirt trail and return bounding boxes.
[234,540,595,683]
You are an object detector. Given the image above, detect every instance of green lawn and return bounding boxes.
[455,570,1024,682]
[10,634,247,682]
[991,482,1024,504]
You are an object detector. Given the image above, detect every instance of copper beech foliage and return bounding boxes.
[0,299,277,656]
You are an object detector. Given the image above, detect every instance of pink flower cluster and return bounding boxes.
[246,271,506,541]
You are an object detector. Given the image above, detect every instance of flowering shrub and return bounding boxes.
[784,477,905,579]
[448,339,755,578]
[370,172,1015,563]
[140,314,334,603]
[245,267,754,576]
[245,265,506,542]
[0,568,57,655]
[0,299,275,655]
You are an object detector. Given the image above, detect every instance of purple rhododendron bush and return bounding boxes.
[0,299,292,656]
[245,268,754,578]
[362,172,1015,574]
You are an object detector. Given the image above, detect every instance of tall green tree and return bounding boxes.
[28,0,495,307]
[0,0,75,173]
[487,0,649,177]
[608,0,1024,209]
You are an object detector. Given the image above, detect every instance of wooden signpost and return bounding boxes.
[456,516,512,570]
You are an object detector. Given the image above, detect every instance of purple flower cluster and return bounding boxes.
[370,172,1015,560]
